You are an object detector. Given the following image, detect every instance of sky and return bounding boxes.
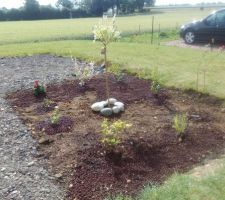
[0,0,225,9]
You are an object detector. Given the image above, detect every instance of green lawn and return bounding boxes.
[0,8,212,45]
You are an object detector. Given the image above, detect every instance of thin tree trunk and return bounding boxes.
[104,45,110,107]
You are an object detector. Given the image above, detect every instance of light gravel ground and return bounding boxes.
[166,40,225,51]
[0,55,77,200]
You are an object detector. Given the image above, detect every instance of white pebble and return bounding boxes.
[112,106,121,114]
[114,102,124,111]
[91,102,105,112]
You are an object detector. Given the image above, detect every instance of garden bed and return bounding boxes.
[6,74,225,200]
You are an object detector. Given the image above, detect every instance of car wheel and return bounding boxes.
[184,31,195,44]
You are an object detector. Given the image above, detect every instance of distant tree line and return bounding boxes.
[0,0,155,21]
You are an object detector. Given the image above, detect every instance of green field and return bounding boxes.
[1,8,225,200]
[0,8,213,45]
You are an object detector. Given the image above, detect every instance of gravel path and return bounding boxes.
[0,55,78,200]
[166,40,225,51]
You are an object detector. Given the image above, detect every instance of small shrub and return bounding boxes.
[109,64,125,82]
[43,98,54,109]
[101,119,132,148]
[172,113,188,141]
[33,80,46,97]
[150,67,161,94]
[151,80,161,94]
[50,106,60,125]
[72,57,95,87]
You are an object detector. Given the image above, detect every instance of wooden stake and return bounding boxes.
[158,23,161,45]
[151,16,154,44]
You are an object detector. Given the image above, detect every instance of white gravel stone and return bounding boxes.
[91,102,105,112]
[100,101,108,107]
[100,108,113,116]
[114,102,125,111]
[112,106,121,114]
[107,98,117,104]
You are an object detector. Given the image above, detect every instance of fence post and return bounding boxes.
[196,69,199,92]
[151,16,154,44]
[158,23,161,45]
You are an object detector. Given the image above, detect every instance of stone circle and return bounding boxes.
[91,98,125,116]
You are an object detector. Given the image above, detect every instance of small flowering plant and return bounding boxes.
[33,80,46,97]
[72,57,95,87]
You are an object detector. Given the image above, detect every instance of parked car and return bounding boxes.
[180,9,225,44]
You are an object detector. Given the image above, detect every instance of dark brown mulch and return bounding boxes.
[67,125,225,200]
[6,75,154,108]
[5,74,225,200]
[35,102,57,114]
[36,116,74,135]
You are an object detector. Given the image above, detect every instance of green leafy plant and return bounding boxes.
[50,106,60,125]
[101,119,132,148]
[109,64,125,82]
[150,67,161,94]
[136,67,151,80]
[33,80,46,97]
[172,113,188,141]
[43,98,54,108]
[151,80,161,94]
[93,15,121,106]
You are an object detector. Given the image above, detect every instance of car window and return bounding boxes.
[205,14,216,26]
[216,11,225,26]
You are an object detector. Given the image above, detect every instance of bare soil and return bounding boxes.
[6,74,225,200]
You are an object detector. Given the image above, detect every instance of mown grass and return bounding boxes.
[0,8,212,45]
[1,40,225,98]
[121,29,179,44]
[108,158,225,200]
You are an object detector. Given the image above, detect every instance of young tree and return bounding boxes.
[93,15,120,105]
